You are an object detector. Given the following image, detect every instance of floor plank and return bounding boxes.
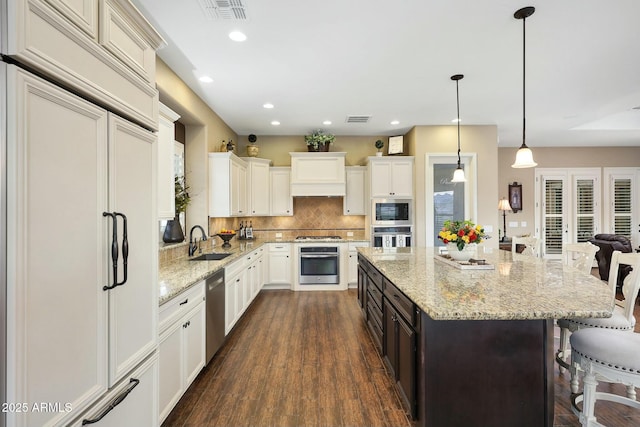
[163,288,640,427]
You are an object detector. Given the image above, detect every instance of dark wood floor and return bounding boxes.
[163,289,640,427]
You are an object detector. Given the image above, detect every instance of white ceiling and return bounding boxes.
[132,0,640,147]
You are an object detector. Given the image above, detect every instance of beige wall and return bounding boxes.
[498,146,640,238]
[155,58,237,232]
[407,125,500,248]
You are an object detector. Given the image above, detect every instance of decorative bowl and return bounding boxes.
[216,233,236,247]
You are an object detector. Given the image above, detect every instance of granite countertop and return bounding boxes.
[159,236,369,305]
[357,246,614,321]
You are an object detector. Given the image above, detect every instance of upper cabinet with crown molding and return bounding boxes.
[3,0,166,130]
[368,157,414,198]
[158,104,180,220]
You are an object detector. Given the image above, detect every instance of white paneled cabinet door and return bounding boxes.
[344,166,365,215]
[246,158,271,215]
[270,167,293,215]
[183,303,206,387]
[6,66,109,427]
[107,114,158,386]
[157,103,179,219]
[158,322,183,423]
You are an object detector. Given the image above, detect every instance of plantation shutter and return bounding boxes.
[574,177,597,243]
[612,177,632,240]
[543,178,565,255]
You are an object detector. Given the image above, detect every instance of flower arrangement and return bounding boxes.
[304,129,335,150]
[438,220,486,250]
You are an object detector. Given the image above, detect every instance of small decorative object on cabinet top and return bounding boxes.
[246,134,259,157]
[388,135,404,155]
[304,129,335,152]
[375,139,384,156]
[226,139,235,152]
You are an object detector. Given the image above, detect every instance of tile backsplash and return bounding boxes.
[209,196,364,238]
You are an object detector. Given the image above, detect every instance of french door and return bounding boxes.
[603,168,640,248]
[535,169,600,258]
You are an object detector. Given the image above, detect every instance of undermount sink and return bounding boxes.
[190,253,231,261]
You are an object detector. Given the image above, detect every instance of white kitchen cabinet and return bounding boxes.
[348,242,370,287]
[344,166,366,215]
[209,152,248,217]
[158,103,180,220]
[69,353,159,427]
[290,152,346,196]
[5,67,157,427]
[270,167,293,216]
[266,243,292,288]
[369,157,414,197]
[242,157,272,216]
[158,281,205,424]
[4,0,165,130]
[245,246,265,300]
[225,257,246,334]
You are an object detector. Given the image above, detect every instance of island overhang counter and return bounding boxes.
[357,246,613,427]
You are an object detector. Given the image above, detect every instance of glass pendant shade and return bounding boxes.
[451,166,466,182]
[511,143,537,168]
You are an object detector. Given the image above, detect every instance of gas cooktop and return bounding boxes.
[295,235,342,240]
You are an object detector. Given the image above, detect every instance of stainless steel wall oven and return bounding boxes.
[298,246,340,284]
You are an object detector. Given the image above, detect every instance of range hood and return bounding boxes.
[290,152,346,196]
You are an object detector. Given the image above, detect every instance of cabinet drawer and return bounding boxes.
[359,256,383,289]
[367,316,383,352]
[384,279,419,329]
[159,281,205,333]
[367,283,383,310]
[367,300,383,330]
[225,256,248,278]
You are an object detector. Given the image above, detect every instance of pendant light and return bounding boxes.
[511,6,538,168]
[451,74,466,182]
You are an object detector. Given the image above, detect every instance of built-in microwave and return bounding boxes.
[371,198,413,226]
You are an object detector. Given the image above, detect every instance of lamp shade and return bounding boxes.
[498,198,512,211]
[511,145,537,168]
[451,167,466,183]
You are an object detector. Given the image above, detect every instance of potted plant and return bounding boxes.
[163,176,191,243]
[375,139,384,156]
[304,129,335,152]
[246,134,259,157]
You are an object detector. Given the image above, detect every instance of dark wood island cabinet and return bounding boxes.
[357,248,613,427]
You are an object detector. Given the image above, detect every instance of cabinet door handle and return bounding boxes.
[82,378,139,425]
[179,298,189,306]
[103,212,129,291]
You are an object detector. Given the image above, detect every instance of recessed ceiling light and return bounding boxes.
[390,120,400,125]
[229,31,247,42]
[271,121,280,126]
[198,75,214,83]
[323,120,332,125]
[263,103,274,109]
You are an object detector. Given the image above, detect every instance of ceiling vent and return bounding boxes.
[633,106,640,110]
[345,115,372,124]
[197,0,248,20]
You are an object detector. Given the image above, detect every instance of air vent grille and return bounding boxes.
[197,0,248,20]
[345,115,372,123]
[633,106,640,110]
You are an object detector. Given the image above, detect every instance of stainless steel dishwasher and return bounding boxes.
[206,270,225,364]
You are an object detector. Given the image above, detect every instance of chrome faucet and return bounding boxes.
[188,225,208,256]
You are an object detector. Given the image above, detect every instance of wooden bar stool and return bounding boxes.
[570,328,640,426]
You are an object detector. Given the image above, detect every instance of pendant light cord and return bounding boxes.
[522,14,527,148]
[456,78,461,167]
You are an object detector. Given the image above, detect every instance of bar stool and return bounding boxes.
[570,328,640,426]
[558,251,640,394]
[556,242,600,373]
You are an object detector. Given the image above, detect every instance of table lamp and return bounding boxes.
[498,198,512,242]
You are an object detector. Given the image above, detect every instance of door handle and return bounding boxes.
[103,212,129,291]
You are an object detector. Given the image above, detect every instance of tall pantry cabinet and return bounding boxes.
[2,0,164,426]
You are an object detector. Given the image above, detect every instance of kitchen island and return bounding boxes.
[357,246,613,427]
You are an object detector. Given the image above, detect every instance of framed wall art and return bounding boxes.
[388,135,404,155]
[509,182,522,213]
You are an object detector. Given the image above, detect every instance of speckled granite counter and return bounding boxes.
[357,246,613,321]
[159,237,369,305]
